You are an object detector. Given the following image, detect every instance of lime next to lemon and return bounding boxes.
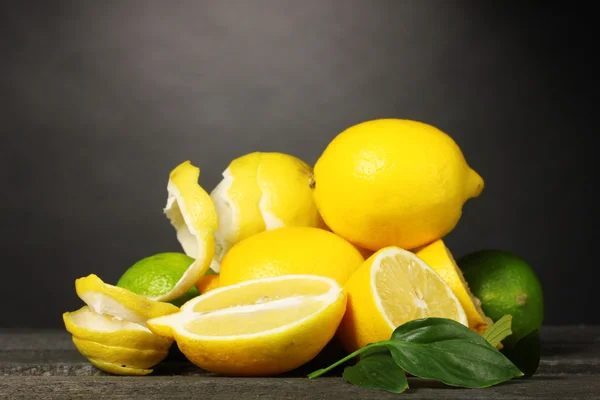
[117,253,207,307]
[458,250,544,347]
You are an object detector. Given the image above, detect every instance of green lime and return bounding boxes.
[458,250,544,347]
[117,252,201,307]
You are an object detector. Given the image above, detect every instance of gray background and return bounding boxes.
[1,1,596,328]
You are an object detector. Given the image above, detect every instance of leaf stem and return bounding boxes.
[307,343,386,379]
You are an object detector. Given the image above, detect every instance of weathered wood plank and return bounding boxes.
[1,375,598,400]
[0,327,598,399]
[2,327,599,376]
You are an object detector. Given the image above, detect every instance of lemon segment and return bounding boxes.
[63,307,173,351]
[338,247,467,353]
[75,274,179,326]
[72,336,169,369]
[162,161,218,301]
[147,275,346,376]
[87,358,153,376]
[415,239,492,334]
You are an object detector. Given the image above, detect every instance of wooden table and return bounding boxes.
[1,327,598,399]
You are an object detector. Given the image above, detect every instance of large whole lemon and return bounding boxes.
[313,119,484,251]
[210,152,324,271]
[218,226,364,287]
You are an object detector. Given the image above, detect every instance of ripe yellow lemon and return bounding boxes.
[414,239,492,334]
[161,161,218,301]
[312,119,484,251]
[218,226,364,287]
[337,247,467,353]
[196,274,220,294]
[210,152,324,271]
[147,275,346,376]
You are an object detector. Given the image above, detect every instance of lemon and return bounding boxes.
[210,152,324,271]
[72,336,169,369]
[337,246,467,353]
[195,274,220,294]
[415,239,492,334]
[88,358,153,376]
[116,253,201,307]
[218,226,364,287]
[162,161,218,301]
[147,275,346,376]
[63,306,173,350]
[312,119,484,251]
[66,275,179,375]
[75,274,179,327]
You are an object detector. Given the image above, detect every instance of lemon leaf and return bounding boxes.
[309,317,523,391]
[342,347,408,393]
[482,315,513,347]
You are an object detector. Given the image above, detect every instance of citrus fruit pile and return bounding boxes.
[63,118,544,378]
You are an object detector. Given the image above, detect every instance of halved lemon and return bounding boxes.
[63,306,173,350]
[337,246,467,353]
[75,274,179,327]
[415,239,492,334]
[147,275,346,376]
[161,160,218,301]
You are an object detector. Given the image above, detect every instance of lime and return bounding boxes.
[117,253,203,307]
[458,250,544,347]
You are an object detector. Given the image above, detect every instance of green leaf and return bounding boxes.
[482,315,513,347]
[501,329,541,378]
[342,348,408,393]
[308,317,524,392]
[387,318,523,388]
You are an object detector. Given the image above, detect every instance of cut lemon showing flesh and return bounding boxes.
[161,160,218,301]
[75,274,179,327]
[415,239,492,334]
[338,247,467,353]
[147,275,346,376]
[88,358,152,376]
[210,152,324,272]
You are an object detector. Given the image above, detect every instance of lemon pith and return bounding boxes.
[161,161,218,301]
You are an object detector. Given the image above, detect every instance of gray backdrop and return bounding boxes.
[1,1,595,328]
